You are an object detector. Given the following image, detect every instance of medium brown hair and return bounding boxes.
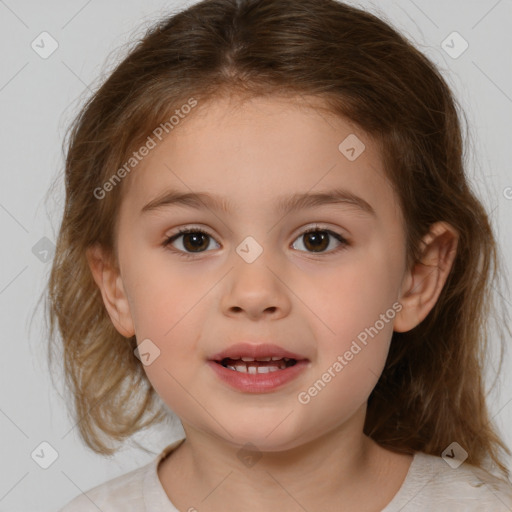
[46,0,511,476]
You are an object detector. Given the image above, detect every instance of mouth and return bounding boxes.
[216,356,299,374]
[209,342,309,373]
[207,346,310,393]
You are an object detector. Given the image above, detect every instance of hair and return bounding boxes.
[46,0,511,476]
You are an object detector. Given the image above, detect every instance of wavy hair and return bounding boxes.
[45,0,511,476]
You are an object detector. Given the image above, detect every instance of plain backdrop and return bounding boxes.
[0,1,511,510]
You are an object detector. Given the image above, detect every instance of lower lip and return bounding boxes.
[207,360,310,393]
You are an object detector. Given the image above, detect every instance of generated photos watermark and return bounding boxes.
[93,97,198,200]
[297,301,403,405]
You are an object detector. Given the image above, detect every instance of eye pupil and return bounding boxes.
[183,232,209,252]
[304,231,328,252]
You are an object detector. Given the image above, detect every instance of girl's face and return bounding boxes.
[111,95,410,451]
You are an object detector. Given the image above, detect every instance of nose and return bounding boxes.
[220,254,292,321]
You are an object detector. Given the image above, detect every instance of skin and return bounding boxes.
[87,94,458,512]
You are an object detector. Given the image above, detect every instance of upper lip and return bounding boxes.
[209,343,309,362]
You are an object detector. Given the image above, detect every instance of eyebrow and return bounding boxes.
[140,187,376,217]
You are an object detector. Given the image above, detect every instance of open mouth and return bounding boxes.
[216,357,298,374]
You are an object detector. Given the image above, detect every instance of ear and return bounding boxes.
[393,221,459,333]
[86,244,135,338]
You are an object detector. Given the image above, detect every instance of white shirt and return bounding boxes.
[57,437,512,511]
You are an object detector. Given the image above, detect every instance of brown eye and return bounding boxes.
[303,231,329,252]
[181,232,209,252]
[163,226,348,259]
[292,228,348,254]
[163,229,220,255]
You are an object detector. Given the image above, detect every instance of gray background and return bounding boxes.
[0,1,511,510]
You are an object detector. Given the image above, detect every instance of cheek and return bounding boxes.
[299,298,394,423]
[122,245,200,335]
[302,245,399,388]
[137,300,217,432]
[307,248,400,342]
[134,298,206,419]
[124,254,211,381]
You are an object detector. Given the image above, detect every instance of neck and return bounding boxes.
[158,405,413,512]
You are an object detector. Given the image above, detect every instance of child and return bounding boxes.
[48,0,512,510]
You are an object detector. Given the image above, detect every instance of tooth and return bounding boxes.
[271,356,282,361]
[241,357,255,362]
[225,361,291,373]
[260,357,271,361]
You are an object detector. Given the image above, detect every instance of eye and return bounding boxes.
[163,227,220,258]
[162,225,349,258]
[291,226,348,254]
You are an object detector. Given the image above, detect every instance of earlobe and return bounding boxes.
[86,244,135,338]
[393,222,458,333]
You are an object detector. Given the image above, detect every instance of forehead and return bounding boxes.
[120,94,400,223]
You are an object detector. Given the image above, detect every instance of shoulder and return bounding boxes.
[392,451,512,511]
[56,460,152,512]
[56,438,185,512]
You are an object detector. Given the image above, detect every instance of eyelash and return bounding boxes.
[162,225,349,259]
